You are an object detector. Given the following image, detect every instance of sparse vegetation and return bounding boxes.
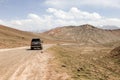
[48,45,120,80]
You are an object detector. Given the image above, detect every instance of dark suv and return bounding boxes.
[31,38,43,50]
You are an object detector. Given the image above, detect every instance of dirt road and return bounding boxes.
[0,44,53,80]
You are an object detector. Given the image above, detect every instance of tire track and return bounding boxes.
[0,44,53,80]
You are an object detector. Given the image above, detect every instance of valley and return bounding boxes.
[0,24,120,80]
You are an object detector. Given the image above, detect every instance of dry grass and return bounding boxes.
[48,45,120,80]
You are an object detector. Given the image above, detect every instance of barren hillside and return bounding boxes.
[43,24,120,45]
[0,25,39,48]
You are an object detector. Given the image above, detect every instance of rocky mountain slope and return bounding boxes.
[43,24,120,45]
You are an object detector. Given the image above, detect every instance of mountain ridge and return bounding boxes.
[43,24,120,45]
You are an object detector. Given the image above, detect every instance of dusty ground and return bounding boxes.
[0,44,70,80]
[1,43,119,80]
[0,44,49,80]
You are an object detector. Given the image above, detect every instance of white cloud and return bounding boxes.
[0,19,5,24]
[0,7,120,32]
[47,7,102,20]
[45,0,120,8]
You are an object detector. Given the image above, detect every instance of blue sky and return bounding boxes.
[0,0,120,31]
[0,0,45,19]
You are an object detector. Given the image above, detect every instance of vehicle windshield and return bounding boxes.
[32,39,40,42]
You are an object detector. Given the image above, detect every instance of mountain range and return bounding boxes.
[101,25,120,30]
[43,24,120,45]
[0,24,120,47]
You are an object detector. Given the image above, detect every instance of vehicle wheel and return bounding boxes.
[39,47,43,50]
[31,47,34,50]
